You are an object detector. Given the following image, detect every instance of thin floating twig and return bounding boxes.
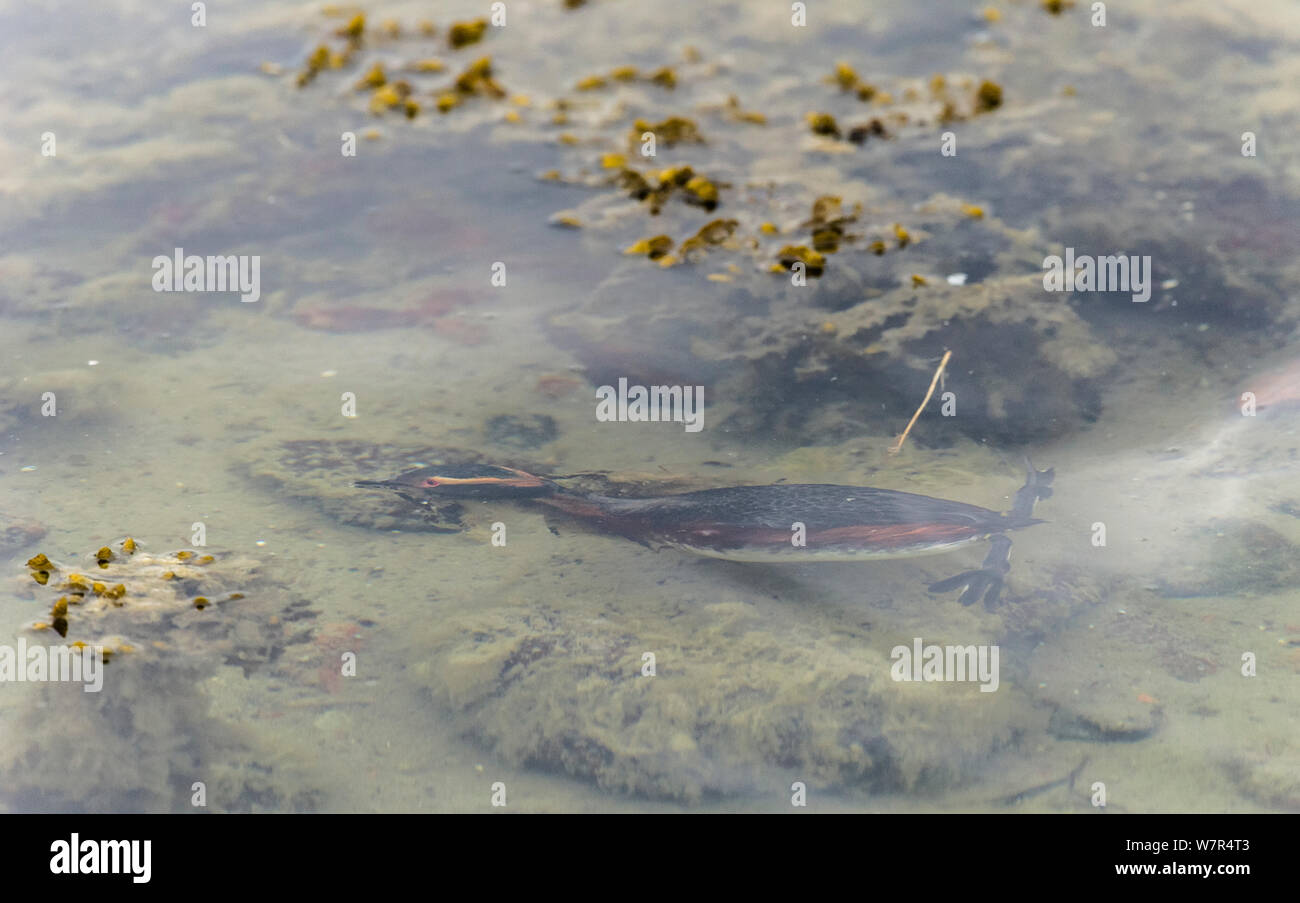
[889,350,952,455]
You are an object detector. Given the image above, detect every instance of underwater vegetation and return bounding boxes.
[2,537,335,811]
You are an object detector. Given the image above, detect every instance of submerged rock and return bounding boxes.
[485,414,559,449]
[1223,741,1300,812]
[414,599,1035,801]
[237,438,489,532]
[0,510,45,556]
[12,538,304,669]
[1155,519,1300,598]
[0,365,123,437]
[0,537,329,812]
[551,267,1114,444]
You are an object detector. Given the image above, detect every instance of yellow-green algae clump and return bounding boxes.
[19,538,253,658]
[448,18,488,48]
[291,10,504,119]
[631,115,704,147]
[616,164,722,214]
[278,8,1019,281]
[623,219,739,267]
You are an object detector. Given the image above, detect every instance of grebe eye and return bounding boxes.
[423,479,441,487]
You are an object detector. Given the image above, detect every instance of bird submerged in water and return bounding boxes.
[357,461,1053,608]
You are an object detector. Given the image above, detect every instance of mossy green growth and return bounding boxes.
[448,19,488,48]
[975,80,1003,113]
[777,245,825,276]
[806,112,841,137]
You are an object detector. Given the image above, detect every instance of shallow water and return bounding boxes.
[1,0,1297,812]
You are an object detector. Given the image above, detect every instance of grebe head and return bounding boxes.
[356,463,557,499]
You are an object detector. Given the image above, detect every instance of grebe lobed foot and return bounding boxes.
[928,535,1013,608]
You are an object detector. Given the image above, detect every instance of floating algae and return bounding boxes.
[575,64,677,92]
[274,11,1016,284]
[290,10,503,118]
[775,245,825,276]
[625,234,675,260]
[806,112,841,138]
[15,538,287,664]
[613,163,725,215]
[678,218,739,258]
[631,115,704,147]
[447,19,488,49]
